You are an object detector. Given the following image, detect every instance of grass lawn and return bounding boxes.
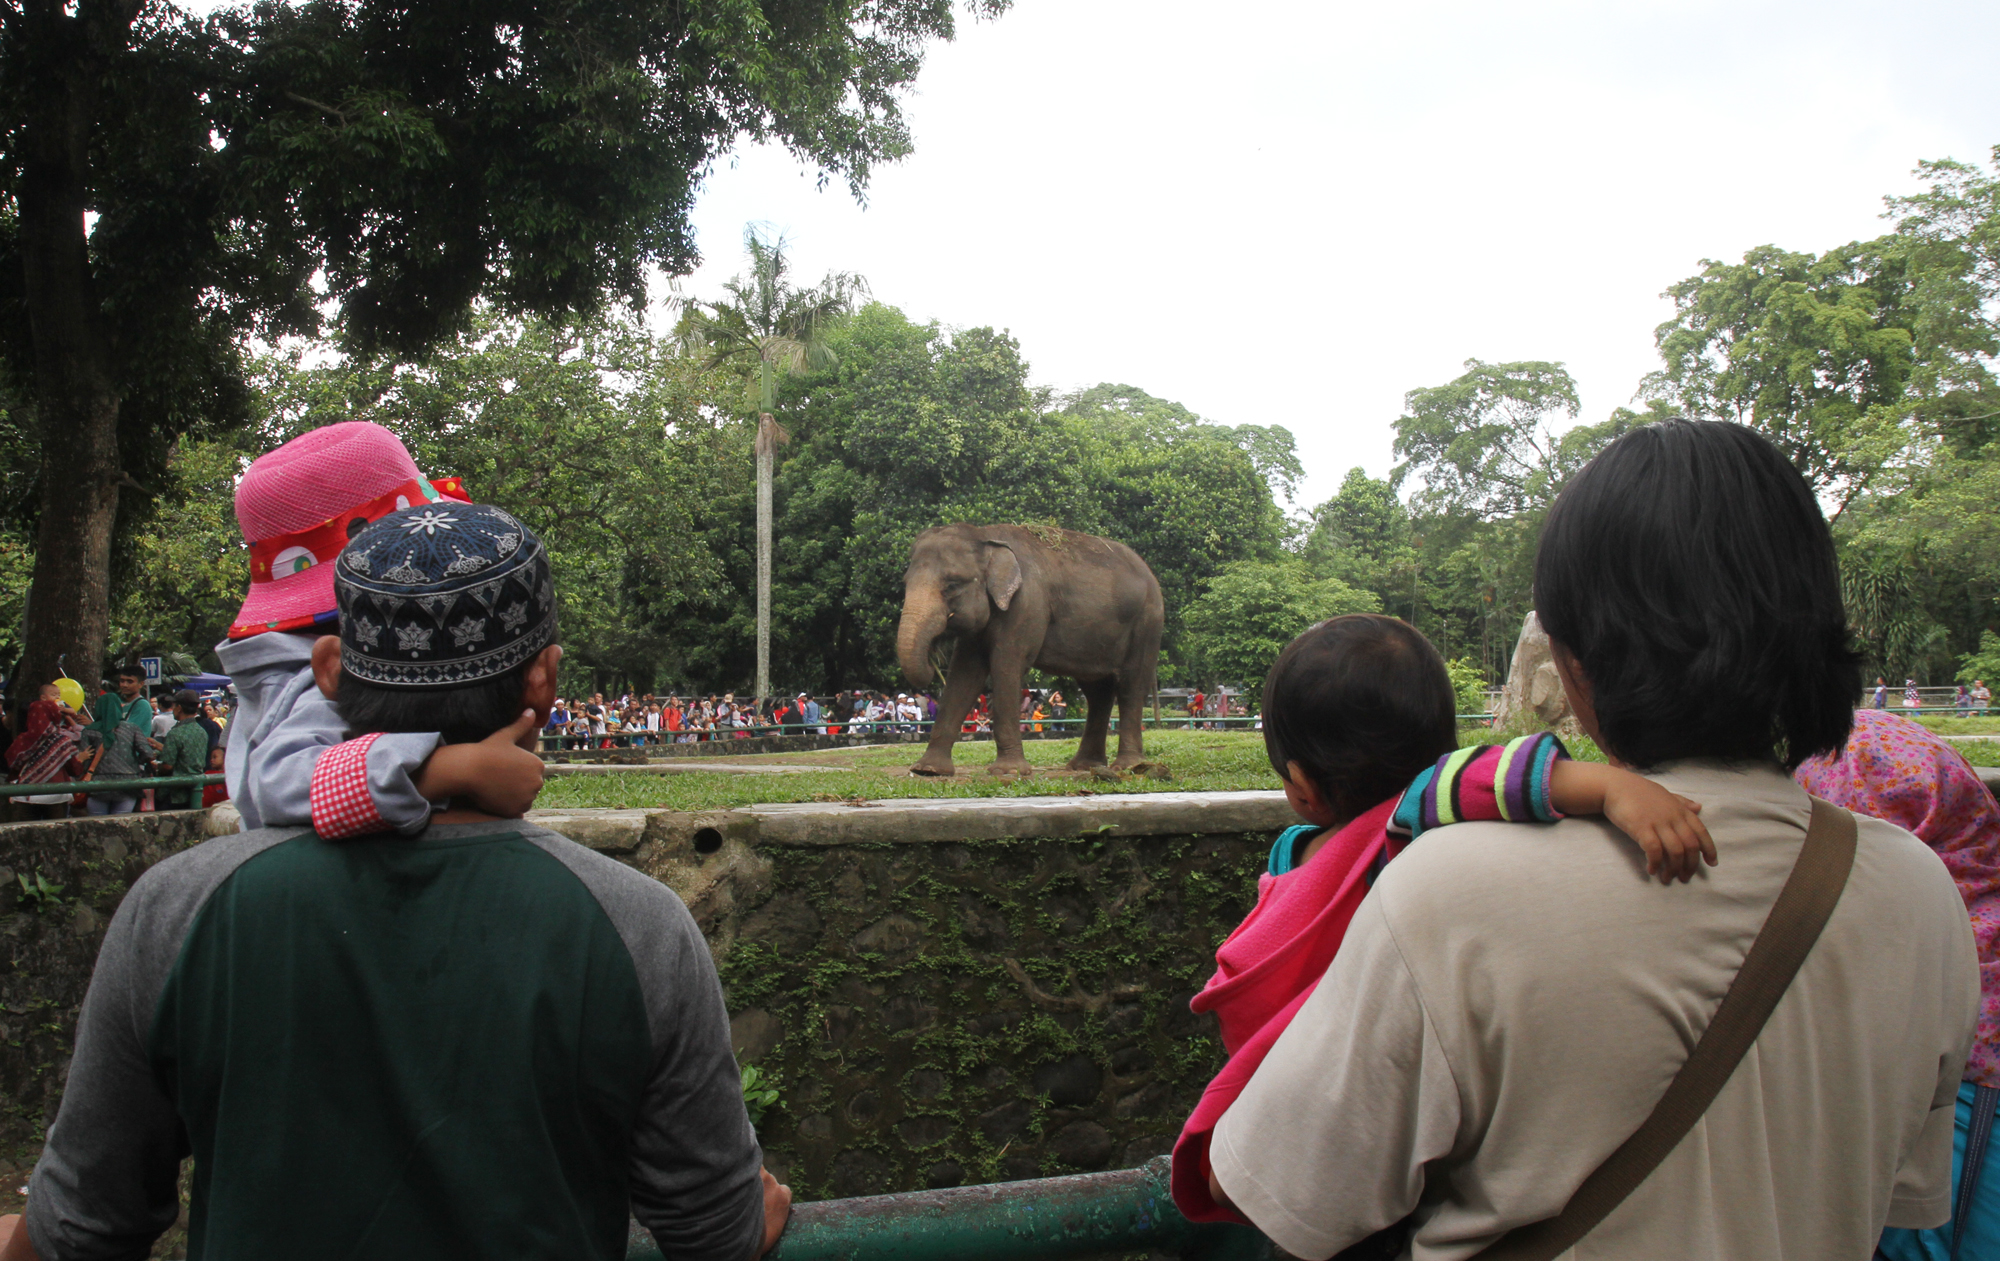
[532,729,1280,811]
[1917,715,2000,737]
[530,725,1609,812]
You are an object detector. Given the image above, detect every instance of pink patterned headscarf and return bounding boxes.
[1796,708,2000,1087]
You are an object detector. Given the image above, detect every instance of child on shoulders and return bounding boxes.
[1172,614,1713,1220]
[215,422,544,837]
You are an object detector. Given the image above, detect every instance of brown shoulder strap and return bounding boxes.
[1472,796,1858,1261]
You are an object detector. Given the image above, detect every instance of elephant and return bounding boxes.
[896,523,1164,776]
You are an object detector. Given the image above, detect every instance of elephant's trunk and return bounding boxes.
[897,589,949,685]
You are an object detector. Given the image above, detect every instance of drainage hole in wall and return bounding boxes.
[692,827,724,855]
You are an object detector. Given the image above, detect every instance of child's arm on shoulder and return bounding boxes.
[1549,761,1715,883]
[308,711,546,838]
[246,674,445,833]
[1391,733,1713,883]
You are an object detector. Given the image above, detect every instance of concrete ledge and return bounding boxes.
[2,790,1297,853]
[528,790,1293,851]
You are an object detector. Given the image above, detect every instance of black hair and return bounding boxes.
[1261,614,1458,821]
[115,663,145,681]
[1534,419,1858,769]
[335,661,534,746]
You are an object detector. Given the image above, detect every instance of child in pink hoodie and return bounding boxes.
[1172,614,1713,1221]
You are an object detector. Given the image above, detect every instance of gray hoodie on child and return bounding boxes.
[214,631,443,833]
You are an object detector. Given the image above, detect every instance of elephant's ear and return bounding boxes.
[982,541,1023,611]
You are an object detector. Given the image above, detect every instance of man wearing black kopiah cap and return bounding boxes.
[8,504,790,1261]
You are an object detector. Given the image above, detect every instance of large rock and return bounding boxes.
[1491,611,1581,736]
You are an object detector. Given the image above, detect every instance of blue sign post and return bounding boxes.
[139,656,162,689]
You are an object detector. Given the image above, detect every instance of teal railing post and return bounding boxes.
[624,1157,1270,1261]
[0,773,224,800]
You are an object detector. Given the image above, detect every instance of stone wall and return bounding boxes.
[548,792,1289,1199]
[0,809,226,1146]
[0,791,1293,1204]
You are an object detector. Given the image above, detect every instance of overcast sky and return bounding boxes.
[670,0,2000,509]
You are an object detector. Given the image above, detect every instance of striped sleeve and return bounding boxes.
[1391,733,1571,842]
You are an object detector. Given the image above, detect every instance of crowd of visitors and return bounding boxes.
[539,687,1095,746]
[2,671,230,820]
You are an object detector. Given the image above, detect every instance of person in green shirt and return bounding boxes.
[3,504,790,1261]
[83,664,152,743]
[150,690,209,810]
[76,665,155,815]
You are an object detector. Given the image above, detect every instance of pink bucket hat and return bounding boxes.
[228,422,468,639]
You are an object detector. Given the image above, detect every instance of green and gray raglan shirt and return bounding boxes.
[26,821,765,1261]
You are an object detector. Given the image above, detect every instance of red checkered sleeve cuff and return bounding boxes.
[310,733,389,839]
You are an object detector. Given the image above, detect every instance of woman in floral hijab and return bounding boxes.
[1797,708,2000,1261]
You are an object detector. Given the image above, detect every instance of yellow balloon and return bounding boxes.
[54,678,85,710]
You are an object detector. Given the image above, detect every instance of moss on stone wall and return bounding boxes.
[687,832,1266,1200]
[0,811,213,1249]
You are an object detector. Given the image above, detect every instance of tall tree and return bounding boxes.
[678,226,865,698]
[1644,241,1916,510]
[1389,359,1581,519]
[0,0,999,702]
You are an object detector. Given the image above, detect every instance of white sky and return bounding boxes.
[670,0,2000,509]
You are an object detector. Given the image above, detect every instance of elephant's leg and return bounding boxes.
[1111,668,1154,770]
[911,644,986,777]
[985,653,1032,775]
[1066,676,1115,769]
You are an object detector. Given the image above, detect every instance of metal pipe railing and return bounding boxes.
[0,773,223,799]
[626,1158,1268,1261]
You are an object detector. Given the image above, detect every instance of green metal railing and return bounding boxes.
[0,773,223,800]
[625,1158,1268,1261]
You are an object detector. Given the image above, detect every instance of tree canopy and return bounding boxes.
[0,0,1003,701]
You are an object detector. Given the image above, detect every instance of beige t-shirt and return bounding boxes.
[1212,761,1979,1261]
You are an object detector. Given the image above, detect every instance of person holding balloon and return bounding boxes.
[4,682,87,819]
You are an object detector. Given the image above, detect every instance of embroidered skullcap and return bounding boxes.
[335,503,556,690]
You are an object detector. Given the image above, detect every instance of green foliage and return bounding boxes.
[252,309,738,691]
[1445,658,1490,715]
[739,1063,781,1126]
[15,873,65,913]
[1390,359,1581,519]
[1957,631,2000,686]
[1645,242,1916,507]
[1179,561,1378,687]
[0,0,1006,695]
[679,227,868,413]
[104,440,251,671]
[682,315,1295,692]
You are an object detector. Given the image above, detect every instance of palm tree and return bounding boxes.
[680,226,867,700]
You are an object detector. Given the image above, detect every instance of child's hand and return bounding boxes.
[1603,779,1716,884]
[418,712,546,818]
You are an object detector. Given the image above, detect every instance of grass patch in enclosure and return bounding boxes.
[530,726,1604,811]
[1917,715,2000,737]
[532,730,1276,811]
